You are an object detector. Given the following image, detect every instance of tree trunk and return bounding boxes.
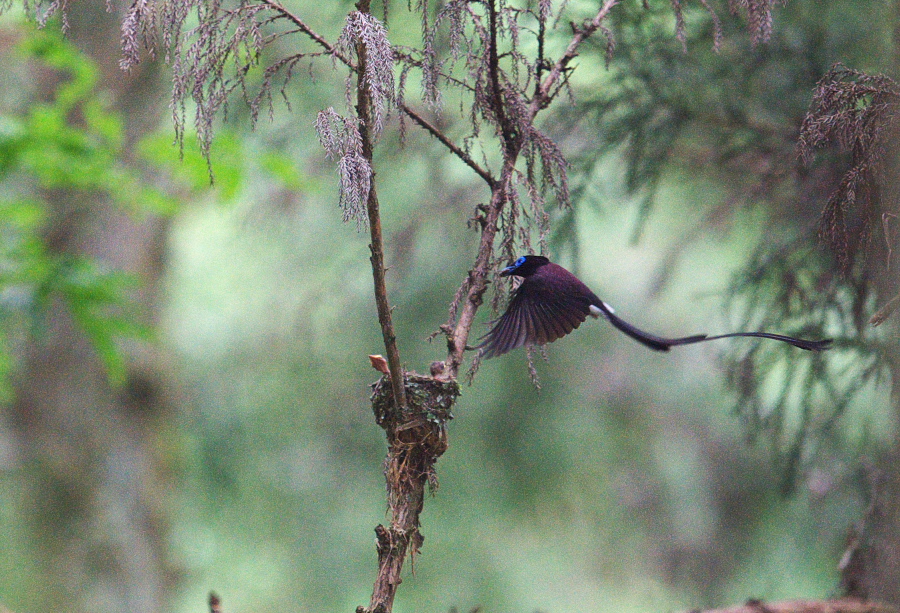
[842,354,900,603]
[839,10,900,599]
[7,6,175,613]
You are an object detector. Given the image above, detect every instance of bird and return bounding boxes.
[476,255,832,359]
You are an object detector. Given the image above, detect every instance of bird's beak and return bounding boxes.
[499,265,515,277]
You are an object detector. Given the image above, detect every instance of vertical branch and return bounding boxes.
[441,0,524,380]
[444,166,514,378]
[352,4,447,613]
[535,8,546,98]
[355,0,407,411]
[361,375,457,613]
[440,1,620,380]
[487,0,512,145]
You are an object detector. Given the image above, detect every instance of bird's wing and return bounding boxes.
[477,278,592,359]
[478,269,833,359]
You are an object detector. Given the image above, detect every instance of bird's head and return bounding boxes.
[500,255,550,277]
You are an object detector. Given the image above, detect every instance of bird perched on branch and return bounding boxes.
[476,255,832,359]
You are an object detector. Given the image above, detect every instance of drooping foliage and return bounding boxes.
[554,0,897,489]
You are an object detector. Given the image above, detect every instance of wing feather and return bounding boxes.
[478,275,591,358]
[477,260,831,358]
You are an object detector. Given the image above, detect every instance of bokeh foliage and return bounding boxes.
[555,0,897,491]
[0,1,897,613]
[0,27,167,391]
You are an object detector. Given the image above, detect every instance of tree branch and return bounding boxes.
[361,374,456,613]
[352,0,407,411]
[487,0,515,149]
[259,0,354,66]
[440,0,622,379]
[532,0,619,114]
[400,103,495,186]
[687,598,900,613]
[257,0,626,604]
[259,0,494,189]
[345,4,451,613]
[443,165,514,378]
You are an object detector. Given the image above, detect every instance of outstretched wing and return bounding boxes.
[477,263,832,358]
[477,277,592,359]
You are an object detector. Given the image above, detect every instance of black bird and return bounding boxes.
[477,255,832,359]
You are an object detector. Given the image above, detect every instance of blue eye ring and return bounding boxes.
[514,256,526,267]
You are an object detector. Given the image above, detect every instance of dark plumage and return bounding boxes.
[477,255,832,359]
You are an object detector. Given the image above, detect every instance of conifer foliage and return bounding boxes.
[8,0,900,610]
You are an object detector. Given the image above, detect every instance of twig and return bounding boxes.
[261,0,496,197]
[883,212,896,270]
[444,163,514,378]
[400,103,494,186]
[685,598,900,613]
[487,0,514,145]
[258,0,354,66]
[353,0,407,412]
[871,291,900,326]
[531,0,619,114]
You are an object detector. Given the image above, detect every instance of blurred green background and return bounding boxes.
[0,1,895,613]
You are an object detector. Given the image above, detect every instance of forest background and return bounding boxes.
[0,1,898,613]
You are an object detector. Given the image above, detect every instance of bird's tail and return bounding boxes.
[595,302,707,352]
[701,332,832,351]
[594,301,831,352]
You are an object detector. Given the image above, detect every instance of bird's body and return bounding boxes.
[477,255,831,359]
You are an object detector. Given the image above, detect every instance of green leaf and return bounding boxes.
[261,152,315,191]
[137,130,244,202]
[0,328,12,404]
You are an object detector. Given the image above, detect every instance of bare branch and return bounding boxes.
[686,598,900,613]
[400,103,494,186]
[259,0,354,66]
[532,0,618,114]
[344,0,405,411]
[260,1,494,198]
[439,0,622,379]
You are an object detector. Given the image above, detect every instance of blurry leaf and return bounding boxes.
[137,130,244,201]
[58,257,150,387]
[106,169,180,216]
[0,26,169,395]
[20,27,100,107]
[0,199,45,230]
[261,152,313,191]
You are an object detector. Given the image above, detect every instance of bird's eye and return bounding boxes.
[514,256,526,267]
